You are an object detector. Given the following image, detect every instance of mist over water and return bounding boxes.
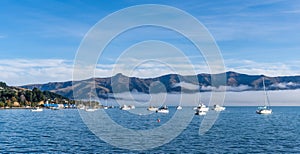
[103,90,300,107]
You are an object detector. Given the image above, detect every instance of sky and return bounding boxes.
[0,0,300,86]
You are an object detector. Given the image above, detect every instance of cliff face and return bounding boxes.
[21,71,300,99]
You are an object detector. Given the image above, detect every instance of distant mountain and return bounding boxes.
[20,71,300,99]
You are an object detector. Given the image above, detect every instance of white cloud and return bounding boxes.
[270,82,300,89]
[172,82,200,90]
[201,85,251,92]
[1,58,300,86]
[0,59,73,86]
[282,10,300,14]
[225,59,300,76]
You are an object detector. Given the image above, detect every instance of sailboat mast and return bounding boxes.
[262,77,271,107]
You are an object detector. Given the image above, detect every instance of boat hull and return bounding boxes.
[195,107,209,112]
[213,107,226,111]
[147,107,158,112]
[195,111,206,115]
[31,108,43,112]
[176,106,182,110]
[256,109,272,114]
[156,109,169,114]
[85,109,97,112]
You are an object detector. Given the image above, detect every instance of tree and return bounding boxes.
[11,96,17,103]
[25,90,33,103]
[0,82,7,88]
[6,99,12,108]
[0,102,4,107]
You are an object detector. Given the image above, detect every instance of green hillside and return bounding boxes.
[0,81,74,108]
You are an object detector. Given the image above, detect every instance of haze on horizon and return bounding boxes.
[101,90,300,106]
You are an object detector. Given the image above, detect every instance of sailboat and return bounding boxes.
[103,100,108,109]
[256,77,272,114]
[156,105,169,114]
[85,100,97,112]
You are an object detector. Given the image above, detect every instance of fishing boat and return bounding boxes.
[212,104,225,111]
[156,105,169,114]
[256,77,272,114]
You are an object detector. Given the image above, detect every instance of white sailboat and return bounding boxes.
[85,100,98,112]
[256,77,272,114]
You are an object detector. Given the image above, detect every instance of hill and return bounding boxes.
[0,81,73,108]
[21,71,300,99]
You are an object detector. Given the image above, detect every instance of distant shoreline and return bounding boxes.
[0,107,35,110]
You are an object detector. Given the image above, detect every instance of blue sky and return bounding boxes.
[0,0,300,85]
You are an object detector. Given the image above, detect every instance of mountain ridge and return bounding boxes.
[20,71,300,99]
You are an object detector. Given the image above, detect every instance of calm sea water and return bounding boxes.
[1,107,300,153]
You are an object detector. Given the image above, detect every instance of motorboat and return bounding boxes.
[31,107,43,112]
[193,104,209,112]
[120,105,131,110]
[156,105,169,114]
